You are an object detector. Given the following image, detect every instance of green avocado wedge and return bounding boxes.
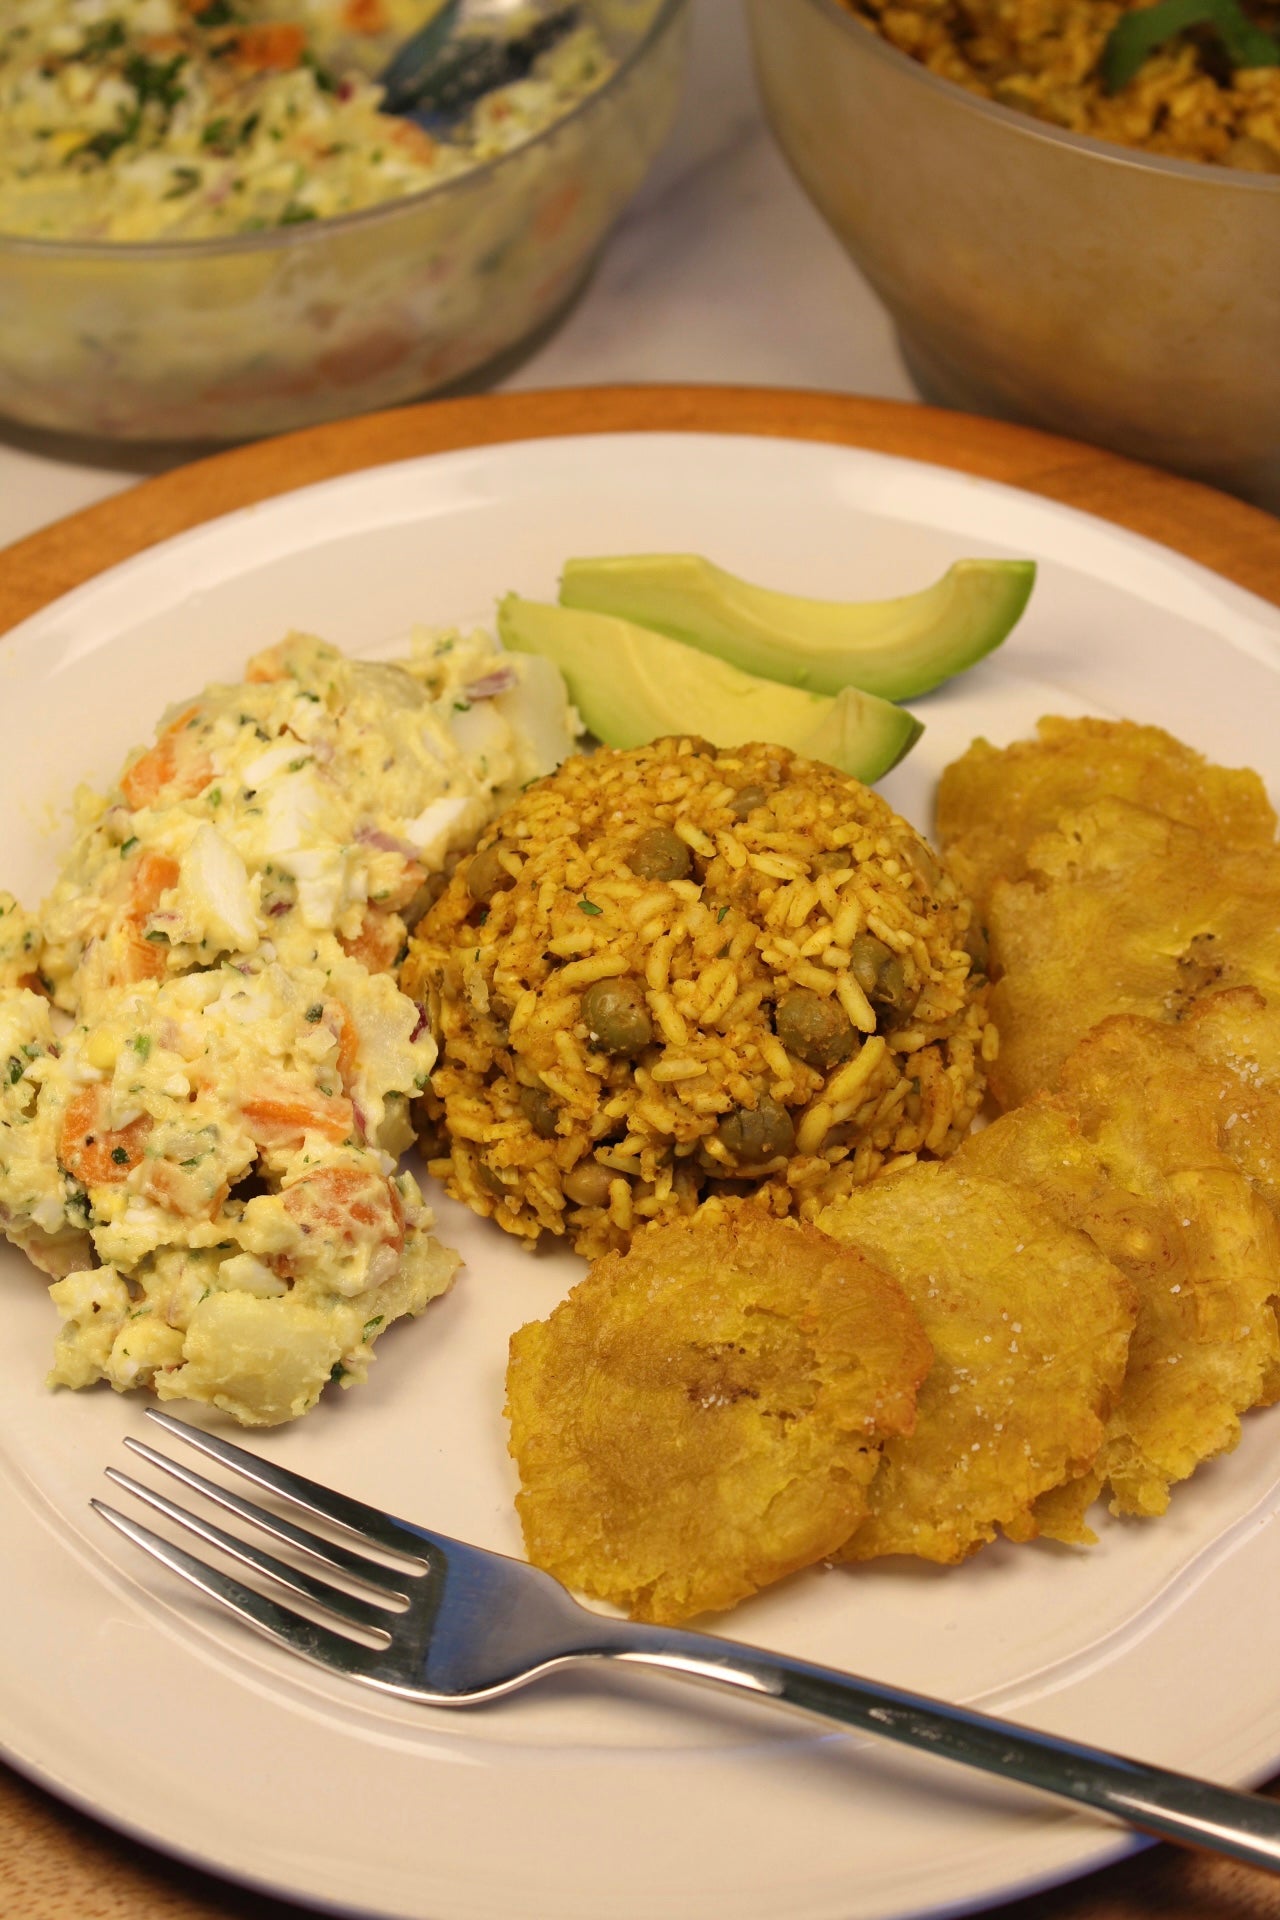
[558,553,1036,701]
[497,596,923,782]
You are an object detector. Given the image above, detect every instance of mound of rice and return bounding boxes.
[402,736,992,1258]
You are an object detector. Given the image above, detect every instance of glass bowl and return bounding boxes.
[746,0,1280,512]
[0,0,690,444]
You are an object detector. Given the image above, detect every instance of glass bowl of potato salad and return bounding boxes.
[0,0,690,439]
[0,627,577,1426]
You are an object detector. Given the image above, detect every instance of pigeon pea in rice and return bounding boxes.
[404,735,993,1260]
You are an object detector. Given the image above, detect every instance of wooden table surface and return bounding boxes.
[3,385,1280,1920]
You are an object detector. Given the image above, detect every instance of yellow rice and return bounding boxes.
[840,0,1280,171]
[402,736,992,1259]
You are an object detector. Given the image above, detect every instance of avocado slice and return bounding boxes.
[497,596,923,782]
[558,553,1035,701]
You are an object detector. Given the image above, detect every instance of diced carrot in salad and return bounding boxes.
[121,708,212,811]
[284,1163,405,1248]
[224,23,308,72]
[340,907,407,975]
[58,1086,152,1186]
[241,1082,355,1149]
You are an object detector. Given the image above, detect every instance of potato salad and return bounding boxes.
[0,628,575,1424]
[0,0,617,241]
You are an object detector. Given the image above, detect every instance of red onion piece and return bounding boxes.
[463,666,518,700]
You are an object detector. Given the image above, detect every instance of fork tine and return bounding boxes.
[122,1436,414,1601]
[92,1499,390,1677]
[143,1408,437,1558]
[103,1468,397,1639]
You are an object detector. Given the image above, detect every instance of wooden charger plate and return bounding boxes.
[1,386,1279,1920]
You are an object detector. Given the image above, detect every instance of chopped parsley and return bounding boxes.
[578,899,603,915]
[163,164,202,199]
[76,121,139,164]
[1101,0,1279,87]
[301,49,339,94]
[81,19,128,60]
[124,51,187,116]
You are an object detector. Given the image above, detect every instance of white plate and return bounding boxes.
[3,432,1280,1920]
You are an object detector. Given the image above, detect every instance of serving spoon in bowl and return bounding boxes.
[378,0,583,123]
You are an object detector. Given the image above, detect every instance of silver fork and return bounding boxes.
[95,1408,1280,1874]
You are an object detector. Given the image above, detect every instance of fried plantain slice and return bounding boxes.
[1056,1016,1280,1509]
[505,1211,932,1623]
[816,1163,1135,1564]
[1178,988,1280,1216]
[952,1099,1172,1538]
[956,1032,1280,1523]
[935,717,1276,913]
[986,798,1280,1107]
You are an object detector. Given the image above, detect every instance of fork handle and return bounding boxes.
[602,1626,1280,1872]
